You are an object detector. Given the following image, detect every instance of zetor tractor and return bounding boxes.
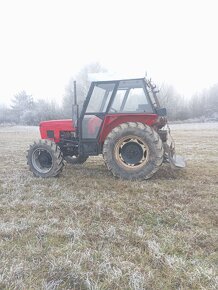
[27,77,185,180]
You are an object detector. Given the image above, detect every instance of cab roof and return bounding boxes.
[88,73,146,83]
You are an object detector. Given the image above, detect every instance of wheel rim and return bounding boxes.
[32,148,53,173]
[114,135,149,169]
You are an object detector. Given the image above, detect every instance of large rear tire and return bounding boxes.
[103,122,163,180]
[64,155,88,164]
[27,140,64,177]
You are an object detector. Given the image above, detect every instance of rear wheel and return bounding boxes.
[64,155,88,164]
[27,140,64,177]
[103,122,163,180]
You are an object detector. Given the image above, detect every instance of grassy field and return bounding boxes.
[0,123,217,289]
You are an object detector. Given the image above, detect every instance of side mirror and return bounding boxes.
[156,107,167,116]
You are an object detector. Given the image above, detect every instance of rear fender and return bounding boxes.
[99,114,158,142]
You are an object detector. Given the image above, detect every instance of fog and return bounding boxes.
[0,0,217,105]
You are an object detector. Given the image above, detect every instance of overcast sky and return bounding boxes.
[0,0,217,106]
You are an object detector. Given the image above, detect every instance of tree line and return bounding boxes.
[0,63,218,125]
[159,83,218,121]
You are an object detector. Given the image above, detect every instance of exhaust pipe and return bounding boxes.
[72,81,79,135]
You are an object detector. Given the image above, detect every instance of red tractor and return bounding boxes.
[27,77,185,180]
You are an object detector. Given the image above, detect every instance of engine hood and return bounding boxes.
[40,119,75,131]
[39,119,76,142]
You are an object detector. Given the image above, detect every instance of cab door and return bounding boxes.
[79,81,117,155]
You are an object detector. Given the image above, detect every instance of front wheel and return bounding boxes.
[103,122,164,180]
[27,140,64,177]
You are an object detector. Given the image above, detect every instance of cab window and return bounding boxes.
[87,83,115,113]
[109,80,153,113]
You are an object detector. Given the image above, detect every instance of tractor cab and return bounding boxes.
[76,78,166,156]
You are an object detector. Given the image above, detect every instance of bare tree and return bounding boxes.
[189,84,218,119]
[0,105,14,124]
[62,62,106,117]
[11,91,34,124]
[158,84,187,120]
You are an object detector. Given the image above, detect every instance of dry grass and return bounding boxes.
[0,123,217,289]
